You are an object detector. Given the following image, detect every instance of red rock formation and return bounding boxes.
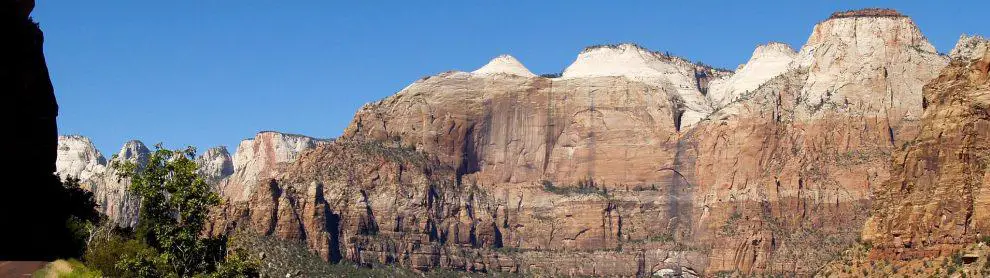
[212,9,978,277]
[863,35,990,260]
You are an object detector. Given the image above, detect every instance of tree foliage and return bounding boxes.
[95,144,259,277]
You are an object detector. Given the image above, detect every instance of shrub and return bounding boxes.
[83,229,160,277]
[77,145,259,277]
[34,259,102,278]
[541,179,604,196]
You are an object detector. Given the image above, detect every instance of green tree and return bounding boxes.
[113,144,256,277]
[61,175,101,258]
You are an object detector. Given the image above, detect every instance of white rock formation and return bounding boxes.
[950,34,989,61]
[55,133,326,226]
[472,54,536,77]
[224,131,329,201]
[708,42,796,107]
[197,146,234,185]
[792,12,947,119]
[56,136,144,227]
[560,43,722,127]
[55,135,106,182]
[91,140,149,228]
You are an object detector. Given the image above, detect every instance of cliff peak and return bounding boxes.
[55,135,106,182]
[472,54,536,77]
[707,42,797,107]
[792,8,947,119]
[752,42,796,58]
[949,34,989,61]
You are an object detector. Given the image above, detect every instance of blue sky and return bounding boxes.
[33,1,990,155]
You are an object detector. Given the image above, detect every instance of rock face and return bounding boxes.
[55,136,242,228]
[681,12,948,275]
[209,8,955,276]
[93,140,150,228]
[560,43,731,127]
[1,0,69,260]
[707,42,796,107]
[862,35,990,260]
[66,8,980,276]
[55,138,150,227]
[54,131,325,228]
[345,71,685,187]
[792,10,946,120]
[197,146,234,185]
[222,131,330,201]
[55,135,107,182]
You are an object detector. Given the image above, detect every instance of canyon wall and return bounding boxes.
[864,34,990,262]
[55,8,989,277]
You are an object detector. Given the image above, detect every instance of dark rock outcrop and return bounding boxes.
[0,0,70,260]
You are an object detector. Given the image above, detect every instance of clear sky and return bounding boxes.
[33,1,990,155]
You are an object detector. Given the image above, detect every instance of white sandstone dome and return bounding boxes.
[471,54,536,77]
[561,43,692,81]
[708,42,796,106]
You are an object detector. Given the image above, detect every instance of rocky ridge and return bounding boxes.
[561,43,732,127]
[707,42,796,107]
[55,131,326,227]
[55,138,148,227]
[223,131,331,201]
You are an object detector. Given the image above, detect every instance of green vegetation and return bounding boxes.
[33,259,102,278]
[719,211,743,236]
[60,175,101,258]
[42,145,260,277]
[105,145,259,277]
[540,179,607,196]
[229,232,519,278]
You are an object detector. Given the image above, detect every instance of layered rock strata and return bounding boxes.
[862,35,990,260]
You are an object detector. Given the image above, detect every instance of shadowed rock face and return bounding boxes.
[0,0,71,260]
[862,35,990,260]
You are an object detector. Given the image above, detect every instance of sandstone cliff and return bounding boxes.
[866,34,989,266]
[326,9,950,276]
[55,131,328,227]
[818,34,990,278]
[222,131,330,201]
[56,135,107,182]
[55,138,149,227]
[197,146,234,185]
[59,8,985,277]
[707,42,796,107]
